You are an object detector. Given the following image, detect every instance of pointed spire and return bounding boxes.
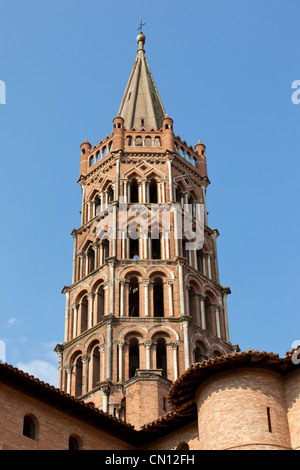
[118,26,166,131]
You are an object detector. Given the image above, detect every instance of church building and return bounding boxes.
[0,29,299,451]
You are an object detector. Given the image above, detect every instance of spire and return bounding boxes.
[118,25,166,131]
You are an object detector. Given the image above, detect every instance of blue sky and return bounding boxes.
[0,0,299,386]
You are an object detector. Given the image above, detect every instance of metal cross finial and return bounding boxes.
[137,17,145,33]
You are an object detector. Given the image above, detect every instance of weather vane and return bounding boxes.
[137,17,145,33]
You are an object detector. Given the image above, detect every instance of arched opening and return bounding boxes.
[135,136,143,146]
[102,239,109,263]
[194,342,207,363]
[129,278,139,317]
[129,338,139,378]
[80,296,88,333]
[106,184,114,204]
[69,435,81,450]
[153,278,164,317]
[189,285,198,323]
[156,338,167,378]
[205,297,215,334]
[176,442,189,450]
[87,246,95,274]
[151,237,161,259]
[144,136,152,146]
[74,356,83,397]
[130,237,139,259]
[95,284,105,321]
[130,179,139,203]
[94,195,101,216]
[149,179,158,203]
[23,415,37,440]
[91,346,100,389]
[196,249,203,273]
[126,136,132,146]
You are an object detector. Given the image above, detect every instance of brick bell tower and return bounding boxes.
[55,29,234,428]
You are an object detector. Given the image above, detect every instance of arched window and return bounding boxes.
[144,136,152,146]
[176,442,189,450]
[75,356,83,397]
[129,338,139,378]
[156,338,167,378]
[149,179,158,203]
[94,195,101,216]
[196,249,203,273]
[194,342,207,363]
[130,179,139,203]
[23,415,38,440]
[69,435,80,450]
[126,136,132,146]
[102,239,109,263]
[151,237,161,260]
[95,284,105,321]
[175,187,183,205]
[102,146,107,157]
[80,296,88,333]
[87,246,95,274]
[130,238,139,259]
[107,185,114,203]
[135,136,143,146]
[153,278,164,317]
[91,346,100,389]
[189,285,198,323]
[205,297,215,334]
[129,278,139,317]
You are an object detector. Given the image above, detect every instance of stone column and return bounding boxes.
[56,347,63,389]
[103,283,109,315]
[109,261,115,315]
[72,303,78,339]
[101,385,109,413]
[142,280,150,317]
[166,281,174,317]
[82,354,90,395]
[167,158,173,202]
[123,180,128,203]
[201,185,208,226]
[119,280,125,317]
[87,201,91,221]
[207,254,212,280]
[182,320,190,370]
[64,291,70,342]
[79,254,84,279]
[65,365,72,395]
[106,319,112,380]
[172,342,179,381]
[118,340,125,383]
[178,261,185,316]
[99,345,105,381]
[222,288,230,342]
[87,293,94,329]
[93,243,98,270]
[200,295,206,330]
[81,184,86,225]
[212,230,220,283]
[144,341,152,369]
[215,307,221,339]
[72,232,77,284]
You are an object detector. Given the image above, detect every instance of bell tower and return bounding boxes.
[55,29,234,428]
